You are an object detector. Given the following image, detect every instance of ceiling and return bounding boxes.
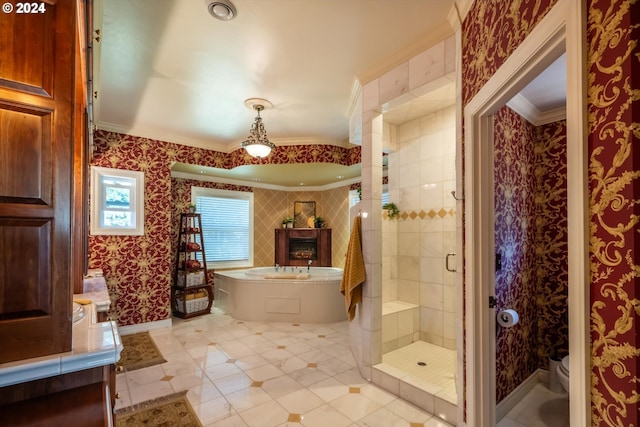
[93,0,565,189]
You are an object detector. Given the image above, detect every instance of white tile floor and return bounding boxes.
[498,384,569,427]
[382,341,457,404]
[115,309,453,427]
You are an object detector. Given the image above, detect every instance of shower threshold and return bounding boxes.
[372,341,457,424]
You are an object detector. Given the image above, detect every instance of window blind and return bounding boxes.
[195,194,250,264]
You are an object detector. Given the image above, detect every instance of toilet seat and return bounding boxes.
[559,355,570,375]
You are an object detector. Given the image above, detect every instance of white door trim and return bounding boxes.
[463,0,589,425]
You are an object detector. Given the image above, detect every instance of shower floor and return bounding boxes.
[382,340,457,404]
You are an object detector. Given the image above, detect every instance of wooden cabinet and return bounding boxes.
[172,214,213,318]
[0,1,116,425]
[275,228,332,267]
[0,0,88,363]
[0,365,116,426]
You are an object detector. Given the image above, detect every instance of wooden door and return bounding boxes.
[0,0,78,362]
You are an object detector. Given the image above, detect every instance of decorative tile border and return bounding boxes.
[383,208,456,220]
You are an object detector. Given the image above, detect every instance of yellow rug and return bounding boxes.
[115,391,202,427]
[118,331,166,371]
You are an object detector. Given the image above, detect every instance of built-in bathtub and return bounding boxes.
[214,267,346,323]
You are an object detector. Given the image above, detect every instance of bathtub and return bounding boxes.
[214,267,347,323]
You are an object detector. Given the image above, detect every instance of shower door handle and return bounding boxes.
[445,252,456,273]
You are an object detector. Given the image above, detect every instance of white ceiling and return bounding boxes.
[93,0,565,188]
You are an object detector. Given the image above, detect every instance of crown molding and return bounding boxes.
[506,93,566,126]
[171,170,360,192]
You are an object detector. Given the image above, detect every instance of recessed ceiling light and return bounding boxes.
[206,0,237,21]
[336,175,344,179]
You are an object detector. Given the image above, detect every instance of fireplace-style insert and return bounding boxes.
[289,237,317,260]
[274,228,331,267]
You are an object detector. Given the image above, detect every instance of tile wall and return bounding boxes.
[201,186,351,270]
[384,105,457,350]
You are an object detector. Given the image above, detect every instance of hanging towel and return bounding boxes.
[340,215,366,321]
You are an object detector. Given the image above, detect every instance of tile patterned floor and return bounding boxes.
[115,309,453,427]
[498,383,570,427]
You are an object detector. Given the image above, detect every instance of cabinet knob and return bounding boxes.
[115,392,121,399]
[116,365,124,372]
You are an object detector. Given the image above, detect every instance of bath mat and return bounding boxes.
[115,391,203,427]
[118,331,166,372]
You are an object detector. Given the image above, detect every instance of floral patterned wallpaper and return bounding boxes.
[587,1,639,425]
[464,0,639,424]
[493,106,568,402]
[494,106,539,402]
[534,119,569,364]
[461,0,555,107]
[90,130,356,327]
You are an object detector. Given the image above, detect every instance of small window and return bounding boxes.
[90,166,144,235]
[192,187,253,269]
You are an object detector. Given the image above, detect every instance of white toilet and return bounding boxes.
[556,355,570,393]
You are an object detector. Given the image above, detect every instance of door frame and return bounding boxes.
[463,0,589,425]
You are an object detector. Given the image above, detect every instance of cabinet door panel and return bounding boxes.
[0,10,54,97]
[0,0,75,363]
[0,219,51,318]
[0,105,52,204]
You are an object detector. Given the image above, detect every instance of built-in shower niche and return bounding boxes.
[274,228,332,267]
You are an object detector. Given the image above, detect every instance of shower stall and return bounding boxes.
[380,104,458,404]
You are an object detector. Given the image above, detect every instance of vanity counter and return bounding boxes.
[0,269,121,388]
[77,268,112,313]
[0,302,122,387]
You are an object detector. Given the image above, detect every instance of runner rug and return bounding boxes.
[118,331,166,371]
[115,391,202,427]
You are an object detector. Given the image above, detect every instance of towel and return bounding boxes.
[340,216,366,321]
[264,273,310,280]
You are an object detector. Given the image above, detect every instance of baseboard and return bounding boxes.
[496,368,544,421]
[117,318,172,336]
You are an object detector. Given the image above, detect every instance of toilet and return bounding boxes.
[556,355,570,393]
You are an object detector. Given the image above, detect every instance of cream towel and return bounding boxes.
[264,273,310,280]
[340,216,366,321]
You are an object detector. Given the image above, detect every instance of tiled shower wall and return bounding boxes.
[385,105,457,350]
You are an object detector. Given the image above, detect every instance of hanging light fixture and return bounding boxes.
[241,99,275,158]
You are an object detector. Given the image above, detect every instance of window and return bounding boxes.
[90,166,144,235]
[192,187,253,269]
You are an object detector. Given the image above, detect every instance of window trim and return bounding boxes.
[90,166,144,236]
[191,186,254,269]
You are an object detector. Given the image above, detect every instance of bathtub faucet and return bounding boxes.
[307,259,312,272]
[275,263,280,272]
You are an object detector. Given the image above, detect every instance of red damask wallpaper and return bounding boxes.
[461,0,555,106]
[587,1,639,425]
[494,106,568,402]
[494,106,539,402]
[534,120,569,362]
